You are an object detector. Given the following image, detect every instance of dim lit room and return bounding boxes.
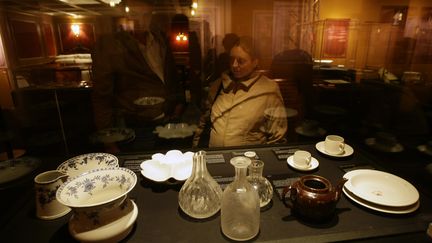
[0,0,432,242]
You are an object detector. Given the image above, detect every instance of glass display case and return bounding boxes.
[1,1,432,242]
[0,0,429,157]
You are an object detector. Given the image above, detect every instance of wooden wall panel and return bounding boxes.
[10,20,43,59]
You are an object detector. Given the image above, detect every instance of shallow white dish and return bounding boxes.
[365,138,404,153]
[343,169,419,207]
[69,199,138,243]
[287,155,319,171]
[57,167,136,209]
[295,126,326,137]
[57,153,119,178]
[343,186,419,214]
[90,128,135,144]
[140,150,194,182]
[417,144,432,156]
[0,157,40,184]
[133,96,165,106]
[315,141,354,157]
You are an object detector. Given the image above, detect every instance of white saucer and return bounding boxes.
[315,141,354,157]
[417,145,432,156]
[38,207,72,220]
[295,126,326,137]
[365,138,404,153]
[343,186,419,214]
[69,199,138,243]
[287,155,319,171]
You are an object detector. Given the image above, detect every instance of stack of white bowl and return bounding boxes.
[56,153,137,242]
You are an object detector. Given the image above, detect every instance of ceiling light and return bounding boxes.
[99,0,121,7]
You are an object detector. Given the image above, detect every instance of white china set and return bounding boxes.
[34,153,137,243]
[285,134,419,215]
[343,169,420,214]
[287,134,353,172]
[32,133,422,242]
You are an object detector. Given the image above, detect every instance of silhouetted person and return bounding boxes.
[92,0,185,153]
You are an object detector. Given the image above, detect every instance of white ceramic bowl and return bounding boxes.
[154,123,198,139]
[140,150,194,182]
[57,153,119,177]
[56,167,136,209]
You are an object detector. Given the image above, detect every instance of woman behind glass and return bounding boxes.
[193,36,287,147]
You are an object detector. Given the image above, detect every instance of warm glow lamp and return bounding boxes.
[175,33,188,42]
[71,24,80,37]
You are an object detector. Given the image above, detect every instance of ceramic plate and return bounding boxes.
[133,96,165,106]
[90,128,135,144]
[417,145,432,156]
[57,153,119,178]
[365,138,404,153]
[154,123,198,139]
[287,155,319,171]
[315,141,354,157]
[343,169,419,207]
[0,157,40,184]
[69,199,138,243]
[295,126,326,137]
[343,186,419,214]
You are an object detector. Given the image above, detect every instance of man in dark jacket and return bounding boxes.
[92,0,185,152]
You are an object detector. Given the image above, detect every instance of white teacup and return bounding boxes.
[293,150,312,168]
[324,135,345,155]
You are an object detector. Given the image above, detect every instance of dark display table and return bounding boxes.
[1,142,432,242]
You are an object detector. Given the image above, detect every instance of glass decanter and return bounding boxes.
[247,159,273,208]
[221,156,260,241]
[178,150,222,219]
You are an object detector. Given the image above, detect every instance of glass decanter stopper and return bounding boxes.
[247,159,273,208]
[178,150,222,219]
[221,156,260,241]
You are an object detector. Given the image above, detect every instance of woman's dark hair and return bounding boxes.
[233,36,259,60]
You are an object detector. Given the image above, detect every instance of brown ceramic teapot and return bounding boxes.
[282,175,348,221]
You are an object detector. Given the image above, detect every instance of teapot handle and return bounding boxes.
[282,185,296,208]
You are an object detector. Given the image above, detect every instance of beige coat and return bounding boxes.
[193,72,287,147]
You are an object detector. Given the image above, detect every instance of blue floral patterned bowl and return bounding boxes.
[57,153,119,178]
[56,167,136,209]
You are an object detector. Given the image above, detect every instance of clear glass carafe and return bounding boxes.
[178,150,222,219]
[247,159,273,207]
[221,156,260,241]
